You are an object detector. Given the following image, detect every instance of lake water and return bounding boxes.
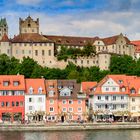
[0,130,139,140]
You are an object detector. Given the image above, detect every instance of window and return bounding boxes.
[16,50,18,54]
[112,104,116,110]
[29,87,33,94]
[48,50,51,56]
[1,102,4,107]
[29,50,31,54]
[132,106,135,110]
[29,106,32,110]
[112,96,116,101]
[13,81,19,86]
[81,60,83,64]
[42,50,45,56]
[130,88,136,94]
[121,87,126,92]
[49,85,54,88]
[62,100,66,104]
[22,50,24,54]
[105,87,109,91]
[98,105,101,109]
[20,101,23,107]
[78,100,82,104]
[38,87,43,94]
[7,49,10,54]
[35,50,38,56]
[97,96,101,100]
[132,98,135,102]
[49,90,55,97]
[29,98,32,103]
[69,108,73,112]
[38,97,42,102]
[112,87,116,91]
[12,101,15,107]
[50,107,54,112]
[62,108,67,112]
[87,60,89,64]
[105,96,109,101]
[16,102,19,106]
[121,96,124,100]
[28,23,31,27]
[69,100,73,104]
[118,80,123,84]
[50,99,54,104]
[121,104,125,108]
[3,81,9,86]
[78,107,82,112]
[6,102,10,107]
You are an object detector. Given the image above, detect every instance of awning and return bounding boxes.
[131,112,140,117]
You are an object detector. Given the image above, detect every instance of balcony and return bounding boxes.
[95,99,128,104]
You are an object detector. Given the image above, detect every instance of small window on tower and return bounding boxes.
[28,24,31,27]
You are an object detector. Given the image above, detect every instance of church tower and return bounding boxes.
[19,16,39,34]
[0,18,8,40]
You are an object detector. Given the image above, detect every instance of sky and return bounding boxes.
[0,0,140,40]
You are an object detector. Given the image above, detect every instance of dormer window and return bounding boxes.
[130,88,136,94]
[38,87,43,94]
[118,80,123,84]
[121,87,126,92]
[29,87,33,94]
[3,81,9,86]
[49,85,54,88]
[13,81,19,86]
[58,85,63,89]
[69,85,74,89]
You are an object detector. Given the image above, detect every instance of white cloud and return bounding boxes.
[16,0,42,5]
[1,10,140,40]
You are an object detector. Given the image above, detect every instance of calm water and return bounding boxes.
[0,130,140,140]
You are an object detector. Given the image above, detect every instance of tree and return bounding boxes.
[19,57,38,78]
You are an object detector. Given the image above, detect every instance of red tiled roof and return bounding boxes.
[0,75,25,90]
[25,79,46,94]
[12,33,53,43]
[131,41,140,52]
[94,74,137,95]
[81,82,97,94]
[1,33,10,42]
[101,35,131,45]
[44,35,99,46]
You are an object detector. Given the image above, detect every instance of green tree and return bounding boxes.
[19,57,38,78]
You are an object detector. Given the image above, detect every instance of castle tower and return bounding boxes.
[0,18,8,40]
[19,16,39,34]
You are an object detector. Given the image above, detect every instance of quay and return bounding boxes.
[1,123,140,131]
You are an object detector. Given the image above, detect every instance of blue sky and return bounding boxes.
[0,0,140,40]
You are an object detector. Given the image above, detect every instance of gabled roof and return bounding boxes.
[1,33,10,42]
[12,33,53,43]
[25,78,46,94]
[0,75,25,90]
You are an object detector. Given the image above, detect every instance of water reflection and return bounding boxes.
[0,130,140,140]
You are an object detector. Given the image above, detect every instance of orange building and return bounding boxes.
[0,75,25,122]
[46,80,87,122]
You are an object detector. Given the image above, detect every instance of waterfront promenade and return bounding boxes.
[1,122,140,131]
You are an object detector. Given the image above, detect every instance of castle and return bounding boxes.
[0,16,135,70]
